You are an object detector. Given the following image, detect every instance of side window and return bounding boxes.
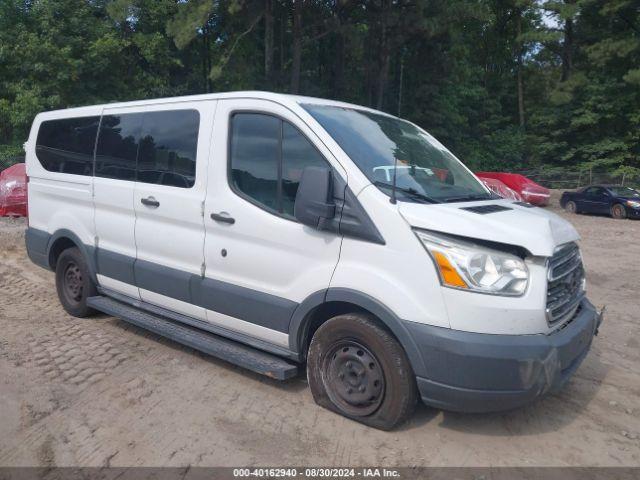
[35,116,100,175]
[230,114,281,212]
[96,113,144,181]
[137,110,200,188]
[281,122,328,216]
[230,112,329,218]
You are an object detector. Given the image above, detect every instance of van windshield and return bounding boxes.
[302,104,491,203]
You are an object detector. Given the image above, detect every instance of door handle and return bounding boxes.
[141,196,160,208]
[210,212,235,225]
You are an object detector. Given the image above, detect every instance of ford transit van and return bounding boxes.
[24,92,603,430]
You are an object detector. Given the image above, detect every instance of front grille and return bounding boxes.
[546,242,585,328]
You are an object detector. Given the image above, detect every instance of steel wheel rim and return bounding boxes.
[567,202,576,213]
[322,340,385,416]
[63,262,83,303]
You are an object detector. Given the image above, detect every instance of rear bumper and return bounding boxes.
[25,227,51,270]
[522,191,550,206]
[404,298,602,413]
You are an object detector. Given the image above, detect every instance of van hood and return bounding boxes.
[398,200,579,257]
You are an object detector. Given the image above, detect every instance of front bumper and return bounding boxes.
[626,206,640,218]
[404,298,602,413]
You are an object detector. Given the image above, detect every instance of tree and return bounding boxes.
[0,0,637,174]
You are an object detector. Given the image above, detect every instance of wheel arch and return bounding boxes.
[288,288,427,377]
[559,195,568,208]
[47,229,97,282]
[611,202,627,218]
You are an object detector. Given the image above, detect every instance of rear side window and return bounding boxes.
[230,113,328,217]
[95,109,199,187]
[96,113,144,181]
[35,116,100,175]
[137,110,199,188]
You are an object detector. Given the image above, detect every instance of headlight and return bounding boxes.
[414,229,529,296]
[626,200,640,209]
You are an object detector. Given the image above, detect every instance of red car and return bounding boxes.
[479,177,523,202]
[476,172,550,206]
[0,163,28,217]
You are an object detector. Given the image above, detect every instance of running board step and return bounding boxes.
[87,296,298,380]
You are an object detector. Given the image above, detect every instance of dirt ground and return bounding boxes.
[0,193,639,467]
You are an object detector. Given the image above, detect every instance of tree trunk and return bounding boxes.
[397,51,404,116]
[290,0,303,94]
[332,4,345,98]
[201,31,208,92]
[516,10,525,127]
[333,34,345,98]
[202,21,212,93]
[375,2,390,110]
[264,0,274,81]
[364,29,374,105]
[560,8,574,82]
[375,44,390,110]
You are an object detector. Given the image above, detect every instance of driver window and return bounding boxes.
[230,112,329,218]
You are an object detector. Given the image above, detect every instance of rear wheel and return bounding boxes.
[565,201,577,214]
[55,247,97,317]
[611,204,627,219]
[307,313,417,430]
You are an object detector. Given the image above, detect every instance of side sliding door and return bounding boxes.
[93,108,144,298]
[133,101,216,318]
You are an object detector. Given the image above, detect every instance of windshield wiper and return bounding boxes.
[374,182,440,204]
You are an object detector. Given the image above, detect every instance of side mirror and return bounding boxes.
[294,166,336,229]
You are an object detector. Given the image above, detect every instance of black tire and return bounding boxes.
[565,201,577,214]
[307,313,417,430]
[55,247,97,317]
[611,203,627,219]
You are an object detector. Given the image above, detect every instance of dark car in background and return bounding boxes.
[560,185,640,219]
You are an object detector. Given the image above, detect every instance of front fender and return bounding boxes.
[288,288,427,378]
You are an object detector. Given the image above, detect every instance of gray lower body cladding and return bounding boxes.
[26,227,296,334]
[405,298,602,413]
[25,227,51,270]
[26,227,601,413]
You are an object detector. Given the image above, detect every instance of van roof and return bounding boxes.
[36,91,394,119]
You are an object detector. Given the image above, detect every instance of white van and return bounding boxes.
[24,92,602,430]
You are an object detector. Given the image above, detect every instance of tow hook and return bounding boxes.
[595,305,605,336]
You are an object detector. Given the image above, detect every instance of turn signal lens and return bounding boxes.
[433,251,468,288]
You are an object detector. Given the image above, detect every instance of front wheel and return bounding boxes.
[55,247,97,317]
[565,201,577,214]
[307,313,418,430]
[611,203,627,219]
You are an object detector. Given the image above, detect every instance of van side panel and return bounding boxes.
[26,109,102,262]
[329,185,451,330]
[201,98,347,342]
[132,101,216,319]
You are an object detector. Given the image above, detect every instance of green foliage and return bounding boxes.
[0,0,638,176]
[0,144,24,169]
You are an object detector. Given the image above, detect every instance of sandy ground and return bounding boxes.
[0,193,639,467]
